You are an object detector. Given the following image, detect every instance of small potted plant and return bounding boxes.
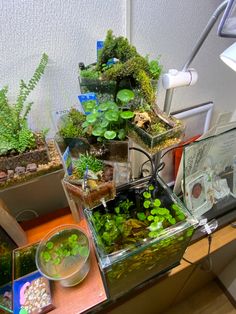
[84,176,197,297]
[0,54,62,189]
[36,224,90,287]
[63,153,115,209]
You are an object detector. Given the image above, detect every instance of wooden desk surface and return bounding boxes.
[21,208,236,313]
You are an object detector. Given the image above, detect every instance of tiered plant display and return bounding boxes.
[79,30,184,154]
[85,177,196,297]
[63,154,115,208]
[0,54,62,189]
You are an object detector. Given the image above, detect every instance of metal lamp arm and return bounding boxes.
[163,0,228,114]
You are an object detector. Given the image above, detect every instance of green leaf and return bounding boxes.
[53,257,61,265]
[92,127,105,136]
[105,110,119,121]
[83,101,96,112]
[118,128,126,140]
[153,199,161,207]
[144,200,151,208]
[143,191,151,199]
[46,241,54,250]
[100,119,109,128]
[86,113,98,123]
[137,212,146,221]
[115,207,120,214]
[120,111,134,119]
[117,89,135,104]
[98,101,116,111]
[104,130,116,139]
[98,102,110,111]
[42,251,51,263]
[168,217,176,225]
[147,215,154,221]
[158,208,169,215]
[177,213,185,221]
[151,208,159,215]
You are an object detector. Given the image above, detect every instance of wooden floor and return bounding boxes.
[164,280,236,314]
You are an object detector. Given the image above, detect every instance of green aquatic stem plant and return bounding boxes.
[0,53,48,155]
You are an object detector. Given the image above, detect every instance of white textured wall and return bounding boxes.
[0,0,236,134]
[0,0,126,134]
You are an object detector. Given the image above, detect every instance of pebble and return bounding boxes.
[15,166,26,175]
[26,163,37,172]
[0,171,7,182]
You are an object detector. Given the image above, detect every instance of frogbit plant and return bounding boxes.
[0,53,48,155]
[137,184,186,238]
[40,232,89,266]
[82,89,135,141]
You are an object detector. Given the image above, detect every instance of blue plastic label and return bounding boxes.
[62,146,73,175]
[97,41,104,61]
[78,92,98,115]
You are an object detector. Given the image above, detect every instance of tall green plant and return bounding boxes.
[0,53,48,155]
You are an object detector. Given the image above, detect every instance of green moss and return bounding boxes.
[59,108,86,138]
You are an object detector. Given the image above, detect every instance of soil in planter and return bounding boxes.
[0,140,62,190]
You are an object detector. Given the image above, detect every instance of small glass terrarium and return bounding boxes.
[84,177,197,298]
[36,225,90,287]
[128,114,184,155]
[63,154,116,209]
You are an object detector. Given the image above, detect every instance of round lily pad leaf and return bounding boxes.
[117,89,135,103]
[105,110,119,121]
[83,101,96,112]
[104,130,117,139]
[98,101,116,111]
[92,127,105,136]
[120,111,134,119]
[86,113,98,123]
[108,103,119,111]
[100,119,109,128]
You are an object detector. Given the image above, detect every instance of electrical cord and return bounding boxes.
[129,146,155,178]
[139,142,190,180]
[182,234,213,272]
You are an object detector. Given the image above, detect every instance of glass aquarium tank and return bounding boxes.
[84,176,197,298]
